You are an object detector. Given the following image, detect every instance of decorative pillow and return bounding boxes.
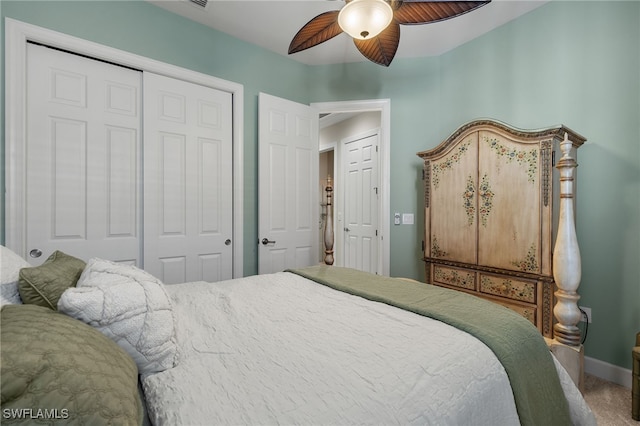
[58,258,179,374]
[18,250,86,310]
[0,245,31,306]
[1,304,142,425]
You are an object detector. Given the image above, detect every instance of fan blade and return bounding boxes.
[353,22,400,67]
[289,11,343,54]
[393,1,490,25]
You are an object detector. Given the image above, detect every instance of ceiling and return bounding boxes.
[148,0,548,66]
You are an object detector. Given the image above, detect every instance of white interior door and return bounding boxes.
[258,93,319,274]
[143,72,233,284]
[342,130,379,274]
[25,43,142,265]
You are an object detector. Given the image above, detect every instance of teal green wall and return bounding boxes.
[0,0,313,275]
[2,1,638,371]
[308,1,640,371]
[440,1,640,371]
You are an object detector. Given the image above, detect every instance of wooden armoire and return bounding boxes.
[417,119,585,338]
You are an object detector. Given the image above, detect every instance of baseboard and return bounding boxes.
[585,356,633,389]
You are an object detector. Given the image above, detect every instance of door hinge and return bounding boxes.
[374,187,378,195]
[375,230,378,236]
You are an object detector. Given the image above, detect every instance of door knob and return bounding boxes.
[29,248,43,258]
[261,238,276,245]
[225,239,231,246]
[344,227,351,232]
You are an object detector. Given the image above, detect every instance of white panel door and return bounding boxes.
[25,43,142,265]
[258,93,319,274]
[143,72,233,284]
[343,131,379,274]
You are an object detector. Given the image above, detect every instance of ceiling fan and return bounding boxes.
[289,0,491,66]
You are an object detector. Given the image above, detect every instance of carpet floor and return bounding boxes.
[583,374,637,425]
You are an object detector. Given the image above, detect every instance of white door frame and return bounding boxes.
[4,18,245,278]
[312,99,390,276]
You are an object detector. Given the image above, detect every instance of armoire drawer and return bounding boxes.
[491,298,537,327]
[479,273,537,304]
[432,265,476,291]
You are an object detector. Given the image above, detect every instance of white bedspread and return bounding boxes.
[141,272,594,426]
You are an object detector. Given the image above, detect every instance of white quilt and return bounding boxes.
[58,258,179,374]
[142,272,595,426]
[0,245,31,306]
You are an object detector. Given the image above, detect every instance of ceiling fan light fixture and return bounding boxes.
[338,0,393,40]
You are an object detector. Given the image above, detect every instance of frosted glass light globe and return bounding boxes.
[338,0,393,40]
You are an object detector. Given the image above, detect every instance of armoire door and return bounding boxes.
[25,43,143,266]
[143,72,233,284]
[477,130,542,273]
[427,131,479,265]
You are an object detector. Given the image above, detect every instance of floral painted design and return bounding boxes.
[431,236,448,258]
[480,276,535,303]
[510,244,539,272]
[478,174,494,227]
[462,176,475,226]
[483,136,538,183]
[520,308,536,325]
[432,139,472,188]
[434,267,475,290]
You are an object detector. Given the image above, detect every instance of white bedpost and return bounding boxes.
[549,132,584,390]
[324,176,335,265]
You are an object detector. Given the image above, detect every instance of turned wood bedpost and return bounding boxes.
[324,176,334,265]
[552,133,582,346]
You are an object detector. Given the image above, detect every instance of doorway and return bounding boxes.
[314,100,390,276]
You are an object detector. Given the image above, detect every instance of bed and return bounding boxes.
[1,246,595,425]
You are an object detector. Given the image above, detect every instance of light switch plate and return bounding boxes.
[402,213,414,225]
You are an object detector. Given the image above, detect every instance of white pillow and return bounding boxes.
[0,245,31,306]
[58,258,179,374]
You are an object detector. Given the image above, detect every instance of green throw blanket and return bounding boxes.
[288,265,572,426]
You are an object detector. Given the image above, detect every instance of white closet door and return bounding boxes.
[143,72,233,284]
[343,131,379,274]
[25,43,142,265]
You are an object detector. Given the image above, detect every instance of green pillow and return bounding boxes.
[1,304,142,425]
[18,251,86,310]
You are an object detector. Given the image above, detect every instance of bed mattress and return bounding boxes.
[141,271,594,425]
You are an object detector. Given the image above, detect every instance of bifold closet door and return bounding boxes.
[25,45,234,283]
[143,72,233,284]
[25,43,142,266]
